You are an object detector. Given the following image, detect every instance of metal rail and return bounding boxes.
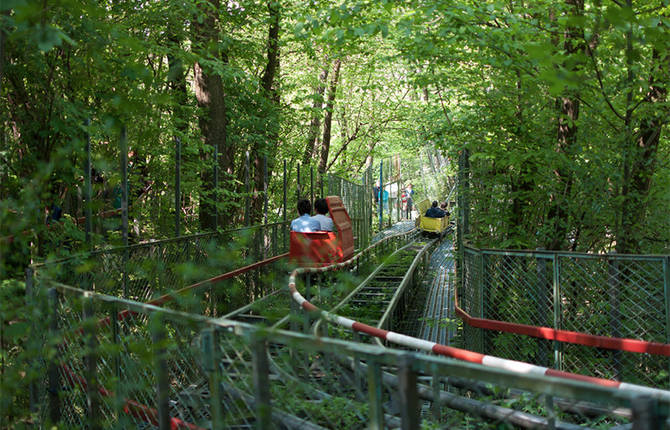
[287,235,670,399]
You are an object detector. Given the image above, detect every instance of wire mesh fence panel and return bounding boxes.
[460,246,670,389]
[32,282,670,429]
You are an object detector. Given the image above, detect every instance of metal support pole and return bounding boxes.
[378,161,383,230]
[609,253,622,380]
[552,254,562,369]
[545,394,556,430]
[109,303,122,418]
[251,337,272,430]
[664,256,670,388]
[85,119,92,246]
[26,267,38,412]
[263,155,268,225]
[631,396,659,430]
[245,151,251,226]
[47,289,61,425]
[398,354,419,430]
[320,173,324,198]
[151,314,170,430]
[120,126,128,247]
[367,358,384,429]
[431,369,441,421]
[175,136,181,237]
[214,140,219,229]
[297,163,301,201]
[283,160,287,251]
[478,251,486,352]
[536,249,549,367]
[202,329,223,429]
[120,126,129,298]
[83,297,101,430]
[353,331,362,392]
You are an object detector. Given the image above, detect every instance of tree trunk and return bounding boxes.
[250,0,281,226]
[545,0,583,250]
[318,59,341,177]
[302,60,329,167]
[192,1,230,231]
[617,48,667,253]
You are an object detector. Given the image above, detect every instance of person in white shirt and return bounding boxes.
[311,198,334,231]
[290,199,321,232]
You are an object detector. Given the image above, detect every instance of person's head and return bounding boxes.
[432,201,439,208]
[314,198,329,215]
[297,199,311,216]
[440,202,447,209]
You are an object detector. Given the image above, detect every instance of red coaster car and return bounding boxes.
[289,196,354,267]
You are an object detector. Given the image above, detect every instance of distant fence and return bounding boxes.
[30,223,291,303]
[27,282,670,429]
[29,167,374,301]
[458,245,670,389]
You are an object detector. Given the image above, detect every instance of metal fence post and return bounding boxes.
[398,354,419,430]
[608,252,622,380]
[431,364,441,421]
[664,256,670,389]
[245,151,251,226]
[631,396,660,430]
[202,328,223,429]
[83,296,101,430]
[297,162,301,201]
[151,314,170,430]
[263,155,268,226]
[283,160,287,251]
[367,357,384,429]
[251,335,271,430]
[47,288,61,425]
[552,254,562,370]
[214,140,219,229]
[25,267,38,412]
[379,161,383,230]
[85,118,92,246]
[175,136,181,237]
[536,249,549,367]
[109,303,122,419]
[479,251,486,353]
[121,126,129,298]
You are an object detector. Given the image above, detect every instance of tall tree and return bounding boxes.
[318,58,341,177]
[250,0,281,225]
[192,1,230,230]
[302,60,329,167]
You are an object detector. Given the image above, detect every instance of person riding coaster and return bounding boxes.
[289,196,354,267]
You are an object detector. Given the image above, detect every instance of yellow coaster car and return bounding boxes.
[416,199,450,234]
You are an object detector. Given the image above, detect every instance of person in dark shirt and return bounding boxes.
[425,201,446,218]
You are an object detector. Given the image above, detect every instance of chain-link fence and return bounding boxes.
[30,222,293,301]
[28,281,670,429]
[459,246,670,389]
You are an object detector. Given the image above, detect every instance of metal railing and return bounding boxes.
[30,222,293,301]
[30,281,670,429]
[459,245,670,389]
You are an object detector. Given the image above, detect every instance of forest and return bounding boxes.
[1,0,669,275]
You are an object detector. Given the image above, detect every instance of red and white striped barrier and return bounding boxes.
[287,234,670,400]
